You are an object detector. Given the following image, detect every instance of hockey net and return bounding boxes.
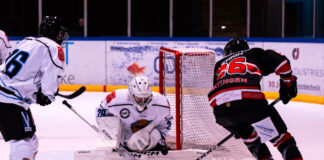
[159,47,253,159]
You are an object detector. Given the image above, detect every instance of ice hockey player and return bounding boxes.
[0,29,11,64]
[0,16,68,160]
[96,76,172,155]
[208,38,303,160]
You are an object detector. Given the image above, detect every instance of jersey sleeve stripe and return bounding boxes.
[151,104,169,108]
[274,60,292,75]
[246,63,262,75]
[108,103,133,108]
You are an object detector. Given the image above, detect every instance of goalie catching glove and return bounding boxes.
[127,122,162,152]
[279,75,297,104]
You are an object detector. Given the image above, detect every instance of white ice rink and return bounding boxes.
[0,91,323,160]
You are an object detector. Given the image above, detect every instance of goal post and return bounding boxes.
[159,47,253,159]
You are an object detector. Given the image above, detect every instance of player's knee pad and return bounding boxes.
[242,130,273,160]
[270,132,302,160]
[9,135,38,160]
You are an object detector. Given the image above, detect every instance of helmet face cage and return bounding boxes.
[39,16,69,46]
[128,76,153,112]
[224,38,249,56]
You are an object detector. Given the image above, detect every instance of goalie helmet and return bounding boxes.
[128,76,152,112]
[224,38,249,56]
[39,16,69,46]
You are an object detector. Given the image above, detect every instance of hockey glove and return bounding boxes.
[36,88,52,106]
[279,75,297,104]
[127,122,162,152]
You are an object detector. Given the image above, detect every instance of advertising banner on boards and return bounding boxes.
[9,39,324,97]
[106,41,230,86]
[262,42,324,96]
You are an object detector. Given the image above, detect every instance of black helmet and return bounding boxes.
[39,16,68,45]
[224,38,249,56]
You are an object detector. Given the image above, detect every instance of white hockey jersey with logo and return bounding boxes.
[0,37,65,110]
[0,30,11,64]
[96,89,172,145]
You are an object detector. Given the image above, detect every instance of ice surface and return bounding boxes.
[0,92,323,160]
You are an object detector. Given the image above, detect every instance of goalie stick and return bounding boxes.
[62,100,135,160]
[55,86,86,99]
[195,97,281,160]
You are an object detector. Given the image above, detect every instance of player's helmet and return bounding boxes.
[224,38,249,56]
[128,76,153,112]
[39,16,69,46]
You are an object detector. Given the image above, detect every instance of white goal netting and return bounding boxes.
[159,47,253,159]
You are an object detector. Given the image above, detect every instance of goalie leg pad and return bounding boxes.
[96,116,124,150]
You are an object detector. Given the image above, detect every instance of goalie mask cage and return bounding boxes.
[159,47,252,159]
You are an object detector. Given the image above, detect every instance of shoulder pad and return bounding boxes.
[150,92,169,107]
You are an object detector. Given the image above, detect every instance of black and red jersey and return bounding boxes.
[208,48,292,107]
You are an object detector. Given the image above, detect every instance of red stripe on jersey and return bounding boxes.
[242,130,259,143]
[246,63,262,75]
[4,33,10,42]
[273,132,293,147]
[261,155,273,160]
[57,46,65,62]
[106,91,116,103]
[208,86,259,101]
[275,60,291,75]
[248,130,258,139]
[209,99,217,108]
[242,92,265,100]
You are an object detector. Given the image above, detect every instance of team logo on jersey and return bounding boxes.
[131,119,150,133]
[57,46,65,62]
[120,108,130,119]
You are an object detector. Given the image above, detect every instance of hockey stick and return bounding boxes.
[62,100,135,160]
[56,86,86,99]
[195,97,281,160]
[0,85,85,103]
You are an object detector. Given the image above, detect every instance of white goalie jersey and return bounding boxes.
[0,37,65,110]
[96,89,172,146]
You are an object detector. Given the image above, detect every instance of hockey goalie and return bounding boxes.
[95,76,172,156]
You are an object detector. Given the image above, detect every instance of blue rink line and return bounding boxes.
[9,36,324,43]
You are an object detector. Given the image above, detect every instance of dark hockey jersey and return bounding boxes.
[208,48,292,107]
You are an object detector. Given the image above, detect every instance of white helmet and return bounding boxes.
[128,76,152,112]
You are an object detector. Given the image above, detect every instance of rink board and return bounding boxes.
[58,84,324,105]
